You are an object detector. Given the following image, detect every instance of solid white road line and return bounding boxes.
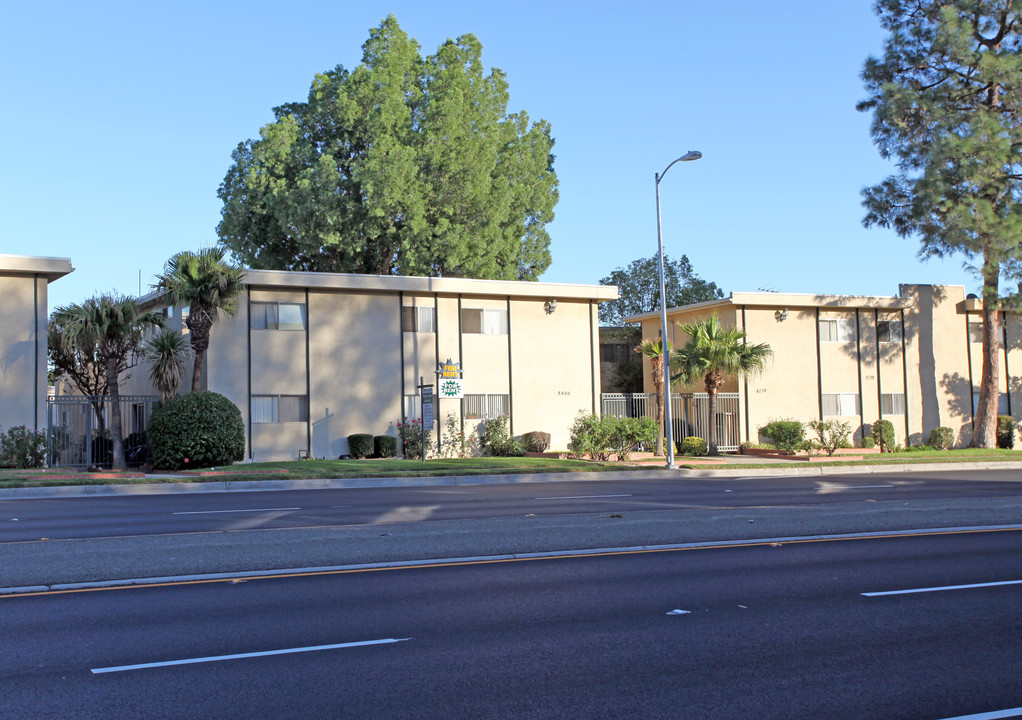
[534,494,633,500]
[934,709,1022,720]
[90,637,410,674]
[847,485,895,489]
[862,580,1022,597]
[171,507,300,515]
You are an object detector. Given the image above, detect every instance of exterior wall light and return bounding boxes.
[544,299,557,314]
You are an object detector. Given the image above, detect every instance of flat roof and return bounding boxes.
[0,254,74,282]
[623,288,919,323]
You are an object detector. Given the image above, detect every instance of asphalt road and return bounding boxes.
[3,469,1022,542]
[3,528,1020,720]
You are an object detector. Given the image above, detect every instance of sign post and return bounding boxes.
[419,377,434,464]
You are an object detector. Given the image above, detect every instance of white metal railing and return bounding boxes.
[601,392,741,453]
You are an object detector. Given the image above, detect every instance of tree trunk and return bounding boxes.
[106,355,126,470]
[652,357,664,456]
[970,267,1001,448]
[706,372,719,456]
[191,346,205,393]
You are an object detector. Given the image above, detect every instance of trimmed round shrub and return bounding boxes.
[871,419,896,452]
[679,436,707,456]
[926,426,953,451]
[149,391,245,471]
[759,419,805,455]
[861,436,876,449]
[347,433,374,459]
[521,431,551,453]
[374,435,397,458]
[996,415,1015,449]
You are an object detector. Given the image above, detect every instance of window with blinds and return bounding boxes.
[252,395,308,423]
[821,393,860,416]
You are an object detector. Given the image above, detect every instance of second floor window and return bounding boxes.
[819,318,855,343]
[402,306,436,333]
[251,302,307,330]
[462,308,508,335]
[877,318,902,343]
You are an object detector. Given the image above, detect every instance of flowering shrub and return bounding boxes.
[439,412,476,458]
[480,414,523,457]
[0,425,48,468]
[397,417,432,459]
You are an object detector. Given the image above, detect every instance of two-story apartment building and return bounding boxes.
[626,284,1020,448]
[0,254,73,433]
[135,269,615,460]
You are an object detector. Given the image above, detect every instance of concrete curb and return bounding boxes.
[1,462,1020,499]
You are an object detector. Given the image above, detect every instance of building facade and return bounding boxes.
[136,270,614,461]
[0,255,73,433]
[626,284,1020,449]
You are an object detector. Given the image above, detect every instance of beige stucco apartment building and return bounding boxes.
[137,269,615,461]
[627,284,1020,449]
[0,255,73,433]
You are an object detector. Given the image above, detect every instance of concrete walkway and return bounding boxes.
[2,458,1021,499]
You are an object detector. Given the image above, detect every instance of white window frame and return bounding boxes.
[462,308,508,335]
[462,394,510,420]
[402,306,436,333]
[821,393,860,416]
[876,318,903,344]
[252,394,309,423]
[819,318,855,343]
[880,393,906,415]
[250,302,307,331]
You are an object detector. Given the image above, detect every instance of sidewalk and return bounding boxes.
[2,458,1021,499]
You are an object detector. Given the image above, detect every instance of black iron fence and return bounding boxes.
[46,395,158,468]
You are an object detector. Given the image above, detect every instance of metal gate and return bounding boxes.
[601,392,741,453]
[46,395,157,468]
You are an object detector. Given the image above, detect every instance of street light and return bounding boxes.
[655,150,702,470]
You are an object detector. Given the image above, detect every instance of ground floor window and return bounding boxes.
[972,391,1008,415]
[462,394,509,420]
[822,393,860,416]
[252,394,309,423]
[880,393,906,415]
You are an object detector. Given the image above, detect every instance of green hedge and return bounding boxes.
[871,419,896,452]
[520,431,551,453]
[149,392,245,470]
[374,435,397,458]
[347,433,374,459]
[997,415,1016,449]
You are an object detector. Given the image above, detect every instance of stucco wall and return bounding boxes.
[0,274,47,431]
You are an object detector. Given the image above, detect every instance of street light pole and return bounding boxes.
[655,150,702,470]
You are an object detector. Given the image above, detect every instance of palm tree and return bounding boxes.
[145,327,191,404]
[636,338,672,456]
[672,314,772,455]
[156,248,245,393]
[52,295,164,469]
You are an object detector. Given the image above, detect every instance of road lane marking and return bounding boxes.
[172,507,300,515]
[862,579,1022,597]
[6,525,1020,598]
[846,485,895,489]
[935,709,1022,720]
[534,494,633,500]
[90,637,410,674]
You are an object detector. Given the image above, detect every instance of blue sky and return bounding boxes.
[2,0,978,311]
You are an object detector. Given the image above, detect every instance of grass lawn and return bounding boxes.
[1,449,1019,489]
[0,456,620,489]
[678,447,1022,470]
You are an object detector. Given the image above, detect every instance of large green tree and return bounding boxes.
[599,254,724,326]
[672,315,771,455]
[217,15,558,280]
[156,248,245,393]
[51,296,164,469]
[859,0,1022,447]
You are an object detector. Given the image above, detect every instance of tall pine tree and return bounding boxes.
[859,0,1022,447]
